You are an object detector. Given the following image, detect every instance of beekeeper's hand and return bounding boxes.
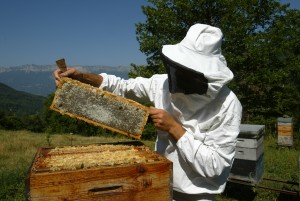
[149,107,186,141]
[53,68,103,87]
[53,68,77,86]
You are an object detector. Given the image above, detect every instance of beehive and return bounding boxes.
[229,124,265,184]
[50,77,149,139]
[234,124,265,161]
[25,141,173,201]
[277,117,293,146]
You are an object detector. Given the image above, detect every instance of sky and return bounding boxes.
[0,0,299,67]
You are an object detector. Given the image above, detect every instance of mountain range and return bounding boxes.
[0,64,131,97]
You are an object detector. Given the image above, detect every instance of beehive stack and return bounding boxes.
[277,117,293,146]
[50,77,149,139]
[26,142,173,201]
[229,124,265,184]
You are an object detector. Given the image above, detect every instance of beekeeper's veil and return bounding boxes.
[161,24,233,98]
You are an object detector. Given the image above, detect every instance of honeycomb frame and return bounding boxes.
[50,77,149,139]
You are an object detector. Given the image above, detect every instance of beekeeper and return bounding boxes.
[54,23,242,201]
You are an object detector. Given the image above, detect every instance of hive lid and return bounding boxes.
[277,117,293,123]
[238,124,265,139]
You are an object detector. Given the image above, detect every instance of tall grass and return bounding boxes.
[0,130,298,201]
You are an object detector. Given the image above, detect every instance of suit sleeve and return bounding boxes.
[99,73,154,103]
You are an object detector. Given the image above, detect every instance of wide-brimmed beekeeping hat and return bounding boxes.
[161,23,233,97]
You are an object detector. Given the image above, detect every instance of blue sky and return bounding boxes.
[0,0,299,67]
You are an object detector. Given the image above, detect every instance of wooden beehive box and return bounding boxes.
[25,141,173,201]
[277,117,293,146]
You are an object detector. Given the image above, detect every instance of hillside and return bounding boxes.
[0,82,46,116]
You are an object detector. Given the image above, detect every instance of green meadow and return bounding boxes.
[0,130,299,201]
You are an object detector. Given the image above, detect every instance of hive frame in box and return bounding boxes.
[50,77,150,139]
[25,141,173,201]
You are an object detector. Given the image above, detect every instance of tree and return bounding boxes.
[263,9,300,129]
[22,114,45,132]
[0,115,23,130]
[132,0,300,130]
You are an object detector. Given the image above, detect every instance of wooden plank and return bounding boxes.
[277,125,293,136]
[28,163,172,201]
[55,58,67,72]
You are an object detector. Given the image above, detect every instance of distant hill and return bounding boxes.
[0,82,46,116]
[0,64,130,97]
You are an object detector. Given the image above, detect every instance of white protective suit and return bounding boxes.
[99,24,242,200]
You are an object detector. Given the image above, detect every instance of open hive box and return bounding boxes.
[26,141,173,201]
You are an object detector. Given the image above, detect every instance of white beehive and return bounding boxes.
[229,124,265,184]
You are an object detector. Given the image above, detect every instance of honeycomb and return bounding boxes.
[50,77,149,139]
[32,144,160,172]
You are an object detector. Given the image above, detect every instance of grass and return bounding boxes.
[0,130,299,200]
[219,134,300,201]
